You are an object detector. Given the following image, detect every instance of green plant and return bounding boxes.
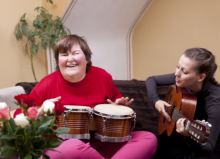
[14,3,70,81]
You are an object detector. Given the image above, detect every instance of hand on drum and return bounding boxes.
[107,97,134,107]
[155,100,171,122]
[176,118,189,136]
[38,96,61,116]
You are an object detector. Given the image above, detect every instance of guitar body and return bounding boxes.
[158,85,197,136]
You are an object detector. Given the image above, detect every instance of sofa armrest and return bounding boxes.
[0,86,26,111]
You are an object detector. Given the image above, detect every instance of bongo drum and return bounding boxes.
[93,104,136,142]
[57,105,93,140]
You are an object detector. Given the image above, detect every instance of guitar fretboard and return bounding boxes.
[171,108,185,122]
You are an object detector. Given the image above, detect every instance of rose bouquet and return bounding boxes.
[0,94,70,159]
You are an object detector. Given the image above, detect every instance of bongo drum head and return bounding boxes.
[94,104,134,117]
[64,105,91,112]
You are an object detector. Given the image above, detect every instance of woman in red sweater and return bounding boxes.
[14,34,157,159]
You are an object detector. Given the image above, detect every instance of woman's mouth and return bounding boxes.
[175,78,180,83]
[67,64,77,68]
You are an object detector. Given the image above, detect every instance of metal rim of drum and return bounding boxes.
[93,110,135,118]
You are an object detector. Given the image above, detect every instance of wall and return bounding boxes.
[132,0,220,82]
[0,0,70,89]
[42,0,70,18]
[0,0,46,89]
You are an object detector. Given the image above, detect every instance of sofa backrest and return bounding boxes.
[113,79,169,133]
[0,86,26,111]
[16,80,169,134]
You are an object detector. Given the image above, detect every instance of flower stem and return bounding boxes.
[24,129,31,152]
[6,121,14,135]
[50,115,56,128]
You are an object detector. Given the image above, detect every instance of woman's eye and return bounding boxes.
[182,70,187,74]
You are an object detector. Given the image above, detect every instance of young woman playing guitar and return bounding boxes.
[146,48,220,159]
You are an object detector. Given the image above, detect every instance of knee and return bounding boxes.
[132,131,157,140]
[45,139,87,158]
[131,131,158,146]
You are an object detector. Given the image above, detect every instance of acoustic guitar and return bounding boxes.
[158,85,211,144]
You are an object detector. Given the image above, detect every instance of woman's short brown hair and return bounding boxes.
[54,34,92,72]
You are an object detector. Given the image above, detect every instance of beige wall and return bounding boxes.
[132,0,220,82]
[42,0,70,18]
[0,0,69,89]
[0,0,46,89]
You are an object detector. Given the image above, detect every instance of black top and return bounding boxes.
[146,73,220,156]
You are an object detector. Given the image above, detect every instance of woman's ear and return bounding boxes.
[198,74,206,82]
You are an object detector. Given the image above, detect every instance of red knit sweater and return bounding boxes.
[14,66,122,117]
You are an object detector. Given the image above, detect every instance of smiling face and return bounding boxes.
[175,55,204,91]
[58,44,88,83]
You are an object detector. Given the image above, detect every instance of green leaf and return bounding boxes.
[42,34,50,40]
[34,29,39,36]
[0,144,16,158]
[18,28,23,38]
[28,30,32,40]
[49,0,53,4]
[47,23,51,33]
[36,116,53,135]
[30,151,38,157]
[24,153,32,159]
[34,7,40,11]
[45,148,61,153]
[41,41,47,50]
[43,154,50,159]
[15,33,19,41]
[46,137,62,148]
[49,26,55,36]
[67,28,71,34]
[21,24,29,35]
[54,127,70,134]
[21,13,26,19]
[8,118,18,132]
[32,47,37,55]
[1,134,15,140]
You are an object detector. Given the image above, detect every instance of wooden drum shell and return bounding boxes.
[57,112,91,134]
[94,114,133,137]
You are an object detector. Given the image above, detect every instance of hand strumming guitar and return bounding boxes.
[155,100,171,122]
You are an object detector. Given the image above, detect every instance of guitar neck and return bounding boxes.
[171,108,190,129]
[171,108,185,122]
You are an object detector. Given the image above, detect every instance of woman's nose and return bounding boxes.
[67,54,74,61]
[175,68,180,77]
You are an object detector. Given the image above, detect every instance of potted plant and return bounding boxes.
[14,0,70,81]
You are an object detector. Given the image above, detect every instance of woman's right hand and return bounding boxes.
[155,100,171,122]
[38,96,61,117]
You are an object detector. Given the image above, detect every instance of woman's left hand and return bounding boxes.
[176,118,189,136]
[107,97,134,107]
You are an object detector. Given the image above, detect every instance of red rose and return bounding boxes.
[27,107,38,120]
[54,100,65,115]
[14,94,35,108]
[0,107,10,121]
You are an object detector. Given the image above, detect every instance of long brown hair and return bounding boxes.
[54,34,92,72]
[184,48,220,87]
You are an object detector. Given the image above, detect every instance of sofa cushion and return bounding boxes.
[113,79,169,133]
[0,86,25,111]
[16,82,39,95]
